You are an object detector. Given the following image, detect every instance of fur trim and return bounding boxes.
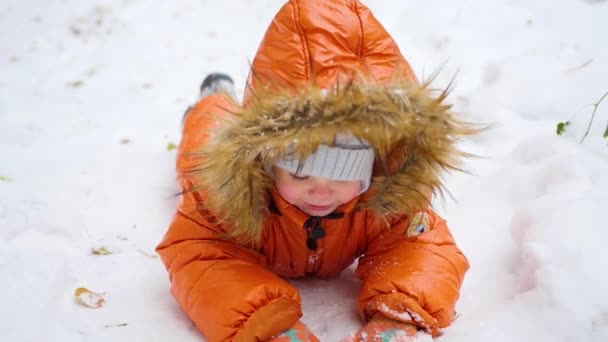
[189,80,480,246]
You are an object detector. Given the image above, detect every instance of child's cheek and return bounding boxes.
[275,181,301,205]
[338,182,363,202]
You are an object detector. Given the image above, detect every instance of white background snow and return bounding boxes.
[1,0,608,341]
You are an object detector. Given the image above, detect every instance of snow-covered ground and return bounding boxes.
[1,0,608,341]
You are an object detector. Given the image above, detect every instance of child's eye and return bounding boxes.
[290,173,309,180]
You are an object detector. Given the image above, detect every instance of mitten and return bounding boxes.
[342,316,419,342]
[269,320,320,342]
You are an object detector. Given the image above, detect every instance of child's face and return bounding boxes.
[273,166,362,217]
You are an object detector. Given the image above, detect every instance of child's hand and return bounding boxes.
[341,316,419,342]
[269,320,319,342]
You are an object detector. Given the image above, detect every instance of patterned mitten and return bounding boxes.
[342,316,418,342]
[269,320,320,342]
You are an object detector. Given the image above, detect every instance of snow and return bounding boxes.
[1,0,608,341]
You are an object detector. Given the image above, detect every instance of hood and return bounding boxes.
[190,82,479,246]
[243,0,417,99]
[188,0,480,246]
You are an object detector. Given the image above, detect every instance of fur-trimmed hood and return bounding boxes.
[190,81,478,245]
[187,0,480,245]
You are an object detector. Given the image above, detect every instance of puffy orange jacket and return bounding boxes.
[157,1,475,341]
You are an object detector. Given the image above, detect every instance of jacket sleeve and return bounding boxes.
[355,209,469,337]
[156,94,302,342]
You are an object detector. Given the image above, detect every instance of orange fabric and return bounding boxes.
[158,95,468,340]
[355,212,468,336]
[157,1,468,341]
[177,93,233,178]
[157,190,302,342]
[244,0,417,101]
[159,95,303,341]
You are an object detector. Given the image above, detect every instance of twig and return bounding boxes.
[563,58,593,74]
[137,249,159,259]
[580,89,608,143]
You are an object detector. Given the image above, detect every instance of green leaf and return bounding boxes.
[0,176,11,182]
[556,121,570,135]
[166,142,177,151]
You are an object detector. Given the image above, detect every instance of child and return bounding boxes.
[157,0,478,341]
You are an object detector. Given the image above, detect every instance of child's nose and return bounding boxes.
[309,180,332,198]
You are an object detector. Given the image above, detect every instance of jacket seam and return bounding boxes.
[353,0,372,77]
[353,0,363,57]
[291,0,311,81]
[235,296,300,341]
[184,260,220,310]
[176,210,206,228]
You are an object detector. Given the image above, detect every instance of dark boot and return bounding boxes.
[183,73,235,123]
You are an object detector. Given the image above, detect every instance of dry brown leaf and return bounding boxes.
[74,287,105,309]
[91,247,112,255]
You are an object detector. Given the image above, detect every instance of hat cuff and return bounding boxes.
[275,144,375,193]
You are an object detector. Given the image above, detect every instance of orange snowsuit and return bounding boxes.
[157,1,474,341]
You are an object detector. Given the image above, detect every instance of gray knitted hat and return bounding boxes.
[275,133,375,193]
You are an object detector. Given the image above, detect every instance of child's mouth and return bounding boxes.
[305,204,332,212]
